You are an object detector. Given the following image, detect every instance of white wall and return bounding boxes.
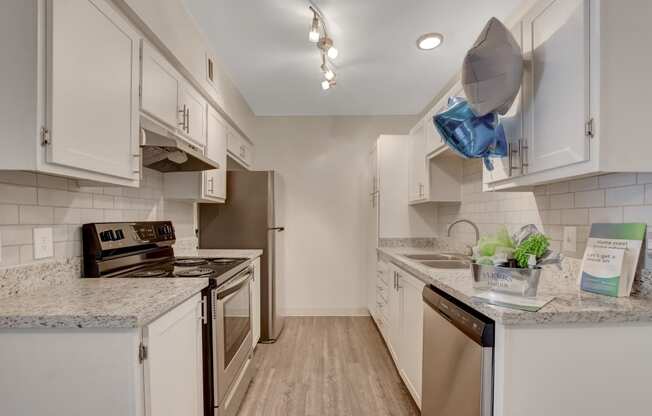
[252,116,416,315]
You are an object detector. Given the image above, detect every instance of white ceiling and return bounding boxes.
[183,0,525,116]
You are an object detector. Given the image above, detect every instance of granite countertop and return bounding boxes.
[0,278,208,329]
[379,247,652,326]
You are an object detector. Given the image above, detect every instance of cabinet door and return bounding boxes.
[386,266,402,362]
[483,21,525,184]
[141,42,181,130]
[203,107,227,201]
[47,0,140,181]
[251,257,261,348]
[408,121,427,203]
[523,0,590,173]
[227,128,253,167]
[181,83,207,147]
[398,272,425,407]
[144,294,203,416]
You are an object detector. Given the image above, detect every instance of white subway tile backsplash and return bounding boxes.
[0,171,37,187]
[605,185,644,207]
[548,182,570,194]
[92,194,114,209]
[0,205,19,225]
[589,207,624,223]
[0,169,194,267]
[623,206,652,225]
[574,189,605,208]
[598,173,637,188]
[645,184,652,204]
[36,174,69,190]
[0,226,33,245]
[550,193,574,209]
[19,206,54,225]
[54,208,81,225]
[637,173,652,184]
[569,176,599,192]
[0,184,37,205]
[561,208,588,225]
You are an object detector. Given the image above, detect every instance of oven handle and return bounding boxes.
[216,267,253,300]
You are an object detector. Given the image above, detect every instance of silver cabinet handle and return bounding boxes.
[201,296,207,325]
[208,177,214,193]
[520,139,529,174]
[186,108,190,133]
[178,105,187,130]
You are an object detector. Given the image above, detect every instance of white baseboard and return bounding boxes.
[282,308,370,317]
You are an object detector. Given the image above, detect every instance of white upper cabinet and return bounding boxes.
[483,0,652,190]
[227,127,254,168]
[141,42,207,148]
[483,21,524,185]
[180,83,208,147]
[524,0,590,174]
[0,0,141,186]
[141,41,181,130]
[204,107,228,202]
[408,120,428,203]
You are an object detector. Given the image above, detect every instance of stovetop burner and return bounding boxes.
[130,269,168,278]
[175,258,208,267]
[211,258,242,264]
[174,267,215,277]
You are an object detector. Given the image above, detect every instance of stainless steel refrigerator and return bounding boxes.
[198,170,285,342]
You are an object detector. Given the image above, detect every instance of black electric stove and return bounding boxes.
[81,221,248,286]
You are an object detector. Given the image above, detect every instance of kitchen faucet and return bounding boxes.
[447,219,480,245]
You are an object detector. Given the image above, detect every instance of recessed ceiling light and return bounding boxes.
[417,33,444,50]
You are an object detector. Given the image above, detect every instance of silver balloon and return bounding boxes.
[462,17,523,116]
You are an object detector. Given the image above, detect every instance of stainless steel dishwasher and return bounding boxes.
[422,285,495,416]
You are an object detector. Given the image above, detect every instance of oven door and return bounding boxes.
[212,266,253,404]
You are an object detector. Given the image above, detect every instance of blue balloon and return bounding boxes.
[433,97,507,171]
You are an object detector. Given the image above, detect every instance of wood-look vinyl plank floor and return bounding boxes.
[237,316,420,416]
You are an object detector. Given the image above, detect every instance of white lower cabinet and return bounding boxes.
[251,257,261,348]
[370,260,424,409]
[0,294,204,416]
[0,0,141,187]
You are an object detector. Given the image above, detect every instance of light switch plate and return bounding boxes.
[33,227,54,259]
[562,226,577,253]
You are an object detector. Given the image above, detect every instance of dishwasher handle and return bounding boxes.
[423,285,494,347]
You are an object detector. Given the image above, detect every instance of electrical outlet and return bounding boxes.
[562,226,577,253]
[33,227,54,259]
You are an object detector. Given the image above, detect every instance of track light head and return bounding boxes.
[318,37,338,60]
[308,15,320,42]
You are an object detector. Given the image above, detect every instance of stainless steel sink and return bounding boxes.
[404,253,470,261]
[419,260,470,269]
[404,254,454,261]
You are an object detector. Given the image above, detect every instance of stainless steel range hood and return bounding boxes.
[140,115,219,172]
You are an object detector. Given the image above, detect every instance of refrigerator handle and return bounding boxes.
[268,227,285,232]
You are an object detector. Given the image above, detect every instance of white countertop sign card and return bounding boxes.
[580,223,647,297]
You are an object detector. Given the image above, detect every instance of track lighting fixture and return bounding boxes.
[308,13,320,42]
[321,79,336,90]
[308,4,339,90]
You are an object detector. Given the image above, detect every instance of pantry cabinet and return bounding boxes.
[0,294,204,416]
[370,260,424,408]
[483,0,652,190]
[0,0,141,187]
